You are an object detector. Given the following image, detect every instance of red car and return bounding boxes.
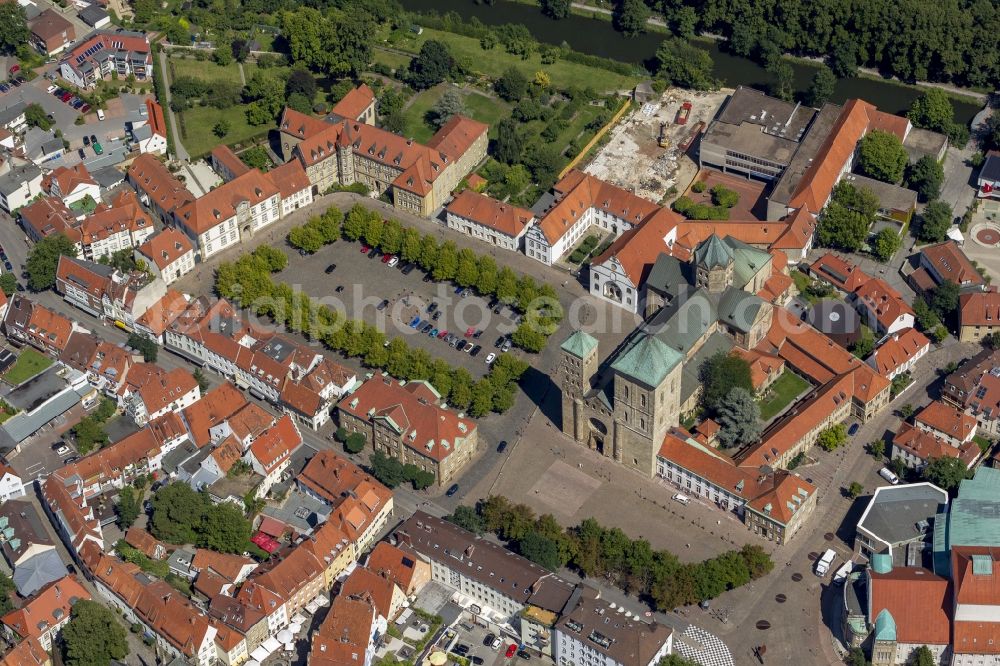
[505,644,517,658]
[436,330,448,339]
[465,327,475,337]
[381,253,393,263]
[360,245,369,253]
[61,92,72,102]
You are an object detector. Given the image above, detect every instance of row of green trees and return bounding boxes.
[340,204,563,353]
[287,206,343,253]
[449,496,774,610]
[214,247,530,417]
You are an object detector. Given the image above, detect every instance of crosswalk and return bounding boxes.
[674,625,734,666]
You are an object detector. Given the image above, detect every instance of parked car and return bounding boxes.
[491,637,502,650]
[387,256,399,268]
[426,302,437,313]
[505,645,517,659]
[90,134,98,144]
[446,484,460,497]
[429,328,438,338]
[501,339,512,353]
[408,317,421,328]
[335,285,345,293]
[401,263,415,275]
[368,248,379,258]
[517,650,531,660]
[469,344,481,357]
[92,142,103,155]
[454,645,469,656]
[848,423,860,436]
[78,148,86,159]
[381,253,392,263]
[46,84,57,93]
[437,330,448,339]
[496,440,508,453]
[421,323,433,333]
[431,311,441,321]
[471,656,484,665]
[360,245,370,253]
[83,135,89,145]
[494,336,505,348]
[485,353,497,365]
[456,340,467,352]
[483,634,496,648]
[472,329,483,339]
[465,327,475,337]
[55,445,70,456]
[80,104,91,114]
[377,299,389,311]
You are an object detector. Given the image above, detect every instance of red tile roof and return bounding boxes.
[538,170,660,245]
[790,99,875,213]
[137,227,193,270]
[4,295,74,353]
[867,110,910,141]
[892,422,980,467]
[175,169,278,234]
[915,400,977,442]
[192,549,255,583]
[125,527,169,559]
[340,566,397,620]
[267,159,311,199]
[120,363,199,417]
[310,596,375,666]
[425,114,489,162]
[248,414,301,474]
[868,566,951,645]
[960,291,1000,328]
[182,383,249,448]
[146,99,166,138]
[731,348,785,390]
[128,154,195,215]
[299,450,391,510]
[0,576,90,640]
[853,277,914,331]
[591,207,681,286]
[952,547,1000,654]
[921,241,985,287]
[44,164,96,197]
[870,328,929,377]
[0,637,48,666]
[135,289,189,337]
[210,145,250,179]
[339,377,476,462]
[810,252,872,293]
[18,197,76,241]
[446,189,533,238]
[366,542,422,593]
[330,83,375,121]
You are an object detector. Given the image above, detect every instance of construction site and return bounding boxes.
[583,87,728,204]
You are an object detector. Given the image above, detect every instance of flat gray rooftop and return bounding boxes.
[717,86,816,141]
[858,484,947,549]
[770,102,844,207]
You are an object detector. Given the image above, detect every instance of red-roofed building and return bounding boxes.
[40,476,103,555]
[182,382,249,448]
[58,29,150,88]
[917,241,986,291]
[279,94,487,217]
[0,637,50,666]
[338,375,478,486]
[59,331,134,395]
[732,347,785,394]
[0,576,90,651]
[18,197,76,245]
[136,99,168,155]
[246,414,302,496]
[951,547,1000,662]
[959,291,1000,343]
[118,362,201,425]
[309,595,378,666]
[3,295,75,356]
[329,83,376,125]
[125,527,169,560]
[29,9,74,56]
[810,252,872,295]
[136,227,195,285]
[915,400,978,447]
[268,159,313,216]
[445,189,534,252]
[340,566,405,622]
[42,164,99,207]
[891,422,980,471]
[134,289,190,341]
[129,154,196,224]
[866,564,951,665]
[210,145,251,183]
[365,541,431,597]
[173,168,280,260]
[280,357,356,430]
[851,278,915,336]
[78,189,156,262]
[868,328,929,380]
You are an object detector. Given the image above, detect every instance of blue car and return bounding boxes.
[408,316,421,328]
[454,285,463,294]
[429,328,438,337]
[848,423,860,436]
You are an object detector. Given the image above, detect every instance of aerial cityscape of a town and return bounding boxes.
[0,0,998,665]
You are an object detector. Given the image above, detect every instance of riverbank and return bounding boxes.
[401,0,985,123]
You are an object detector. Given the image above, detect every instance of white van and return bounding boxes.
[672,493,691,505]
[878,467,900,485]
[815,548,837,576]
[96,108,105,121]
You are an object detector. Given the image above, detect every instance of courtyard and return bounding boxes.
[757,371,812,422]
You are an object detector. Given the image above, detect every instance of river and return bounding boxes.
[400,0,981,125]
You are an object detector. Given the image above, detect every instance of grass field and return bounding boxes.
[179,106,267,159]
[401,84,512,143]
[3,348,54,385]
[169,57,243,85]
[372,48,413,74]
[758,372,812,421]
[391,28,638,92]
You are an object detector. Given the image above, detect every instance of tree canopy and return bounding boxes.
[539,0,571,20]
[715,388,762,448]
[817,423,848,451]
[408,40,456,89]
[857,130,909,184]
[151,482,251,553]
[871,227,902,262]
[922,455,969,491]
[0,3,27,55]
[656,38,716,90]
[805,65,837,107]
[916,200,953,242]
[816,182,878,252]
[612,0,649,37]
[62,600,128,666]
[26,233,77,291]
[906,155,944,202]
[699,351,753,412]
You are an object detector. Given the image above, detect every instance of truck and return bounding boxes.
[675,100,692,125]
[833,560,853,585]
[815,548,836,577]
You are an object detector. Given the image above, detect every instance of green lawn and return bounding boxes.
[392,27,638,92]
[372,48,413,74]
[178,105,268,159]
[3,348,54,385]
[758,372,812,421]
[168,57,243,85]
[401,85,512,143]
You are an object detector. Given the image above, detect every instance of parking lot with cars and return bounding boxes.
[279,239,527,378]
[438,620,548,665]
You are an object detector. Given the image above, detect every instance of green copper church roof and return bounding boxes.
[871,553,893,574]
[561,330,598,358]
[610,334,683,387]
[948,467,1000,550]
[694,234,733,269]
[874,609,896,642]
